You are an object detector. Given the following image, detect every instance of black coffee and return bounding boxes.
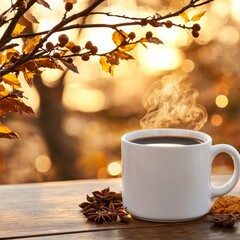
[131,136,203,146]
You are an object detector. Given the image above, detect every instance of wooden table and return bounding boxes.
[0,175,240,239]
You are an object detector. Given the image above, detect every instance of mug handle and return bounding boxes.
[211,144,240,199]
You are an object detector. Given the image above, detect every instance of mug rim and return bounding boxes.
[121,128,211,148]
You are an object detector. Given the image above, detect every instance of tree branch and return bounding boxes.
[0,0,38,48]
[10,0,213,40]
[0,0,105,77]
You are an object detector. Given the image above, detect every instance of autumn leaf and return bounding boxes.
[60,59,79,73]
[11,23,26,37]
[22,35,42,54]
[23,71,34,86]
[0,123,18,139]
[99,56,115,76]
[17,60,42,74]
[114,51,134,60]
[119,43,137,52]
[24,11,39,24]
[180,12,190,22]
[112,30,128,46]
[37,0,51,9]
[0,97,34,117]
[99,56,111,72]
[35,58,64,70]
[65,41,75,49]
[0,84,9,98]
[1,74,21,88]
[141,37,163,45]
[191,11,206,21]
[0,52,7,65]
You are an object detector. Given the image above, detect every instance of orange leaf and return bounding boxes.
[22,35,42,53]
[0,123,18,139]
[191,11,206,21]
[35,58,64,70]
[24,11,39,24]
[0,84,9,98]
[23,71,34,86]
[11,23,26,37]
[0,52,7,65]
[180,12,190,22]
[2,74,21,87]
[112,30,128,46]
[0,97,34,117]
[114,51,134,60]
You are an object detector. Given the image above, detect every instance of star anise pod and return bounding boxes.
[102,201,133,223]
[92,187,117,204]
[79,187,132,224]
[211,214,238,228]
[87,210,113,224]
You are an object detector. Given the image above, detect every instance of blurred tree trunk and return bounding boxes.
[20,17,81,181]
[34,75,80,180]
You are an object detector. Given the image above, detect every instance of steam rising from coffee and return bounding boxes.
[140,75,207,130]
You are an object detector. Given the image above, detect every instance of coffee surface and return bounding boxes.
[131,136,203,146]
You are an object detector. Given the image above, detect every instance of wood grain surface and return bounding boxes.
[0,176,239,239]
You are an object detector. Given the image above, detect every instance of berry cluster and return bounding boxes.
[191,23,201,38]
[44,33,99,63]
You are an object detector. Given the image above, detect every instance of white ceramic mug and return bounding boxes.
[121,128,240,222]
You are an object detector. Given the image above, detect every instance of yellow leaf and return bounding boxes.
[180,12,190,22]
[119,43,137,52]
[112,30,128,46]
[0,52,7,65]
[99,56,111,73]
[11,23,26,37]
[2,74,21,87]
[0,123,19,139]
[191,11,206,21]
[65,41,75,49]
[22,35,42,53]
[23,71,34,86]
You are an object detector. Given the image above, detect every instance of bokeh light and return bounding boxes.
[215,95,229,108]
[211,114,223,127]
[107,161,122,177]
[35,155,52,173]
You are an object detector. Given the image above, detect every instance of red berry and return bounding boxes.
[165,20,173,28]
[192,23,201,32]
[192,31,199,38]
[90,46,98,55]
[85,41,93,50]
[128,32,136,40]
[58,34,69,47]
[82,53,90,61]
[46,42,55,51]
[146,31,153,38]
[65,2,73,11]
[53,52,61,59]
[70,45,81,53]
